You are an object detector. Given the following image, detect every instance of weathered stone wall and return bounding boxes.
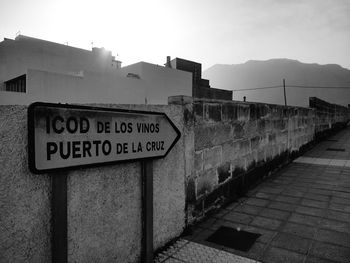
[0,104,189,263]
[187,98,316,220]
[310,97,349,134]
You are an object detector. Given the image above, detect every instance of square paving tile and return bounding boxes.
[271,232,311,254]
[325,210,350,223]
[281,222,316,239]
[294,206,325,217]
[250,216,282,230]
[244,198,270,207]
[320,218,350,234]
[259,208,291,220]
[303,193,331,202]
[304,255,342,263]
[222,212,255,225]
[315,229,350,248]
[268,201,297,212]
[301,199,328,209]
[309,241,350,263]
[275,195,301,204]
[288,213,322,226]
[282,189,305,198]
[254,192,277,200]
[329,203,350,213]
[234,204,264,216]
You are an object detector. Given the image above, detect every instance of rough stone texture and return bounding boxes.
[1,104,189,263]
[0,106,51,263]
[196,168,218,198]
[189,98,349,220]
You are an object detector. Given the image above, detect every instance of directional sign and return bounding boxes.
[28,102,181,174]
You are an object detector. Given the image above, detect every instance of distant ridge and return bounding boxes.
[203,59,350,107]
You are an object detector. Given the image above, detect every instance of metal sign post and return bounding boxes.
[27,102,181,263]
[51,172,67,263]
[141,160,153,263]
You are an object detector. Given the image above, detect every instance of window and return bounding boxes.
[5,75,26,93]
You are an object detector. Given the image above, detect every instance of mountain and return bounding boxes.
[203,59,350,107]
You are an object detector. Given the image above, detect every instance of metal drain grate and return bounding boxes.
[206,226,261,252]
[326,148,345,152]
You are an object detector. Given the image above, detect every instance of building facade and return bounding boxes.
[166,57,233,100]
[0,35,192,105]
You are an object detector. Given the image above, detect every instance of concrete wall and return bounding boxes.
[0,103,189,262]
[119,62,192,104]
[0,65,191,106]
[0,35,119,85]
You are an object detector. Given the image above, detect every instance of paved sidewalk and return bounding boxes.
[155,127,350,263]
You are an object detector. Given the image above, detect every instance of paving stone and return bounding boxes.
[303,193,331,202]
[245,198,270,207]
[271,232,311,254]
[259,208,290,220]
[275,195,301,204]
[268,201,297,212]
[320,218,350,234]
[295,206,325,217]
[315,229,350,248]
[301,199,328,209]
[325,210,350,223]
[288,213,321,226]
[250,216,282,230]
[307,188,333,196]
[329,202,350,213]
[281,222,316,239]
[259,187,285,194]
[304,255,339,263]
[282,189,305,198]
[234,204,264,215]
[309,241,350,263]
[331,196,350,205]
[254,192,276,200]
[262,246,305,263]
[222,212,255,225]
[245,241,268,260]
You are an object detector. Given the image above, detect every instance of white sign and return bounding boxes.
[28,102,181,173]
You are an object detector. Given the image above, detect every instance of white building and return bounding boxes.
[0,35,191,105]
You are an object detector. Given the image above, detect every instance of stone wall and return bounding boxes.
[186,97,349,221]
[0,104,190,263]
[310,97,350,135]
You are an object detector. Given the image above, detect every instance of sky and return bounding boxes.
[0,0,350,70]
